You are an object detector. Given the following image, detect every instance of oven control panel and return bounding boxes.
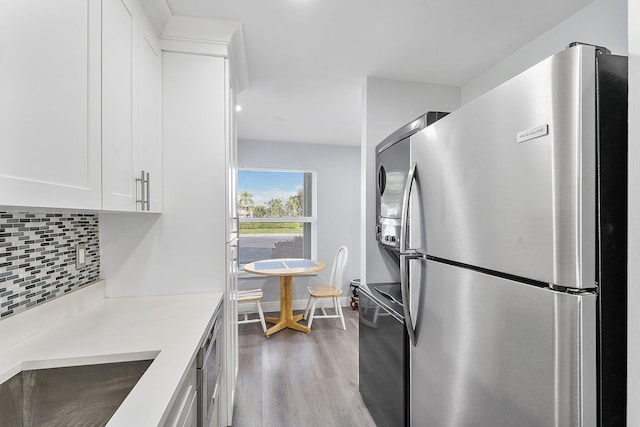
[377,223,401,248]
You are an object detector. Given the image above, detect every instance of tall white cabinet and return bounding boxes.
[0,0,102,210]
[99,15,246,426]
[160,17,246,425]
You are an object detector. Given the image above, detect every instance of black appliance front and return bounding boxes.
[595,51,628,427]
[359,283,408,427]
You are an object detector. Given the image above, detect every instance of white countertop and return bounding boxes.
[0,281,223,426]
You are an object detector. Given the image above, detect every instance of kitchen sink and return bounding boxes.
[0,359,152,427]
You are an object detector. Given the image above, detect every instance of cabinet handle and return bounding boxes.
[145,171,151,211]
[136,170,145,211]
[136,170,150,211]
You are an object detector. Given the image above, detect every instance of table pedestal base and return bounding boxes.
[264,275,310,336]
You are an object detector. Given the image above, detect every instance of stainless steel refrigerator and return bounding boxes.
[398,44,627,426]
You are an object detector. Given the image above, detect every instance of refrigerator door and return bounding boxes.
[409,259,596,427]
[409,44,597,290]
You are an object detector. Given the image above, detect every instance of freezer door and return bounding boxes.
[410,44,597,289]
[409,259,596,427]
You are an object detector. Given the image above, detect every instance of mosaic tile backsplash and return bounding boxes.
[0,212,100,320]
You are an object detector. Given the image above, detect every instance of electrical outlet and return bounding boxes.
[76,243,87,270]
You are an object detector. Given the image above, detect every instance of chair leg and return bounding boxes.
[256,300,267,333]
[308,298,317,328]
[336,297,346,330]
[304,296,313,320]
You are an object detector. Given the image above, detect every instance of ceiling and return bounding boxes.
[166,0,594,146]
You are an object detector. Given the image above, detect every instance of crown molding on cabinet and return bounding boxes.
[160,16,249,94]
[135,0,249,93]
[137,0,172,35]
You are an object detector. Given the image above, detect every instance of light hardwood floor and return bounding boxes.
[232,308,377,427]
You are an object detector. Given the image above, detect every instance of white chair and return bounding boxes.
[237,289,267,333]
[303,246,348,330]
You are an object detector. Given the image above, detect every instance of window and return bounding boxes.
[237,169,316,266]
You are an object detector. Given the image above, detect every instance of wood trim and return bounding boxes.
[243,259,326,277]
[259,297,351,313]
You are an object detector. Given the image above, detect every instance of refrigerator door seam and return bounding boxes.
[426,255,598,293]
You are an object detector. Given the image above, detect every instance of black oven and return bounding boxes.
[197,302,222,427]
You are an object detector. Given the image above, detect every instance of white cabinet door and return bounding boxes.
[226,60,238,241]
[102,0,137,211]
[162,362,197,427]
[180,391,198,427]
[0,0,101,210]
[102,0,162,212]
[138,16,163,213]
[222,238,238,427]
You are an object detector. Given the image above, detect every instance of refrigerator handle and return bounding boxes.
[400,253,418,346]
[400,162,417,254]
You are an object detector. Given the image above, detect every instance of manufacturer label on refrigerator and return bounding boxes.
[517,124,548,143]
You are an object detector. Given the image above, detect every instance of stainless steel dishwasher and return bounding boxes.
[197,301,222,427]
[359,282,408,427]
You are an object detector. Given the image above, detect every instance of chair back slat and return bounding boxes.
[329,246,348,289]
[304,245,349,330]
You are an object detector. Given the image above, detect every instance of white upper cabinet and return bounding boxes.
[0,0,102,210]
[138,17,163,213]
[0,0,161,212]
[102,0,136,211]
[102,0,163,212]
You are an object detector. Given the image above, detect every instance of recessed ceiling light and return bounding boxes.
[235,105,243,112]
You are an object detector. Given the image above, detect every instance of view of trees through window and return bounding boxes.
[239,188,303,218]
[237,170,313,265]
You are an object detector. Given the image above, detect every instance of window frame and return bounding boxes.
[237,167,318,270]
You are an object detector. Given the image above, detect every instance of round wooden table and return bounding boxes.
[243,258,326,336]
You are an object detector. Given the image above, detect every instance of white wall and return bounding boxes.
[237,140,361,308]
[627,0,639,423]
[462,0,628,103]
[361,77,460,286]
